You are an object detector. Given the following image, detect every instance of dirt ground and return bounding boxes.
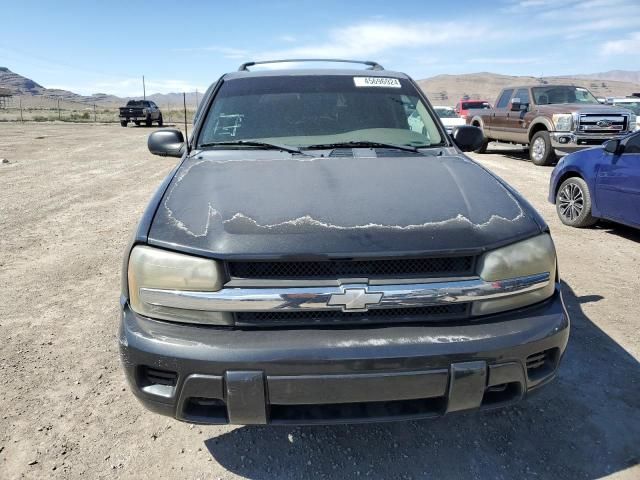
[1,123,638,480]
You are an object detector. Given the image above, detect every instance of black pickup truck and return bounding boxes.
[119,100,163,127]
[119,59,569,426]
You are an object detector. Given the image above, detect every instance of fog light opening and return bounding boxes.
[482,382,521,407]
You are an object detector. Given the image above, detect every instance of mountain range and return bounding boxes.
[1,66,639,107]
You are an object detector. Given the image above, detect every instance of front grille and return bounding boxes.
[228,256,475,279]
[578,114,627,134]
[235,304,469,327]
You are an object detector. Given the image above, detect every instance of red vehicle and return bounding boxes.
[455,99,492,120]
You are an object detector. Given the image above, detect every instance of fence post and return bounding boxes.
[20,97,23,122]
[57,98,61,120]
[93,104,96,123]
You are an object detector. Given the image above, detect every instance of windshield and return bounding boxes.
[197,76,443,148]
[532,86,599,105]
[434,107,459,118]
[462,101,490,110]
[126,100,147,107]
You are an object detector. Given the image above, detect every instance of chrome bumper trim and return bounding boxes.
[550,132,628,148]
[138,272,550,312]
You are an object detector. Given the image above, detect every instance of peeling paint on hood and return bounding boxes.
[148,150,543,257]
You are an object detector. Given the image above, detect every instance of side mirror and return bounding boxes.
[511,99,529,112]
[148,129,185,157]
[603,139,623,155]
[452,125,484,152]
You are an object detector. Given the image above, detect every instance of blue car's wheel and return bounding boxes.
[556,177,597,228]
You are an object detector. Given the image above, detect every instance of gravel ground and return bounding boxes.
[0,123,638,479]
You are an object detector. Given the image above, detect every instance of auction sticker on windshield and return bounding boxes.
[354,77,402,88]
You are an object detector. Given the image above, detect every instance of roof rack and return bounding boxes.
[238,59,384,72]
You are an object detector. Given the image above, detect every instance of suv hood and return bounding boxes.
[148,150,544,258]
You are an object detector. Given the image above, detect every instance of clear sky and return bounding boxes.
[1,0,638,96]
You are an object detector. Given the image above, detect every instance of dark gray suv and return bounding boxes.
[119,59,569,425]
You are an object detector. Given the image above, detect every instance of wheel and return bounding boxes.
[529,131,556,166]
[555,177,597,228]
[134,121,141,126]
[472,124,489,153]
[120,120,127,127]
[145,115,152,127]
[157,114,163,127]
[474,137,489,153]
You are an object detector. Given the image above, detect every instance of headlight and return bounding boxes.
[127,245,230,324]
[552,113,573,132]
[472,234,557,315]
[629,114,637,131]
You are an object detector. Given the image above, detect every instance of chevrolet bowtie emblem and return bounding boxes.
[327,287,383,312]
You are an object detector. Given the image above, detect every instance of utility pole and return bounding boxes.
[143,75,146,100]
[195,89,199,108]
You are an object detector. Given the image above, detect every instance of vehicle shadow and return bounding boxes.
[204,281,639,479]
[596,221,640,243]
[486,145,560,166]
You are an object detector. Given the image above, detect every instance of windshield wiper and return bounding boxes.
[199,140,303,154]
[304,141,421,153]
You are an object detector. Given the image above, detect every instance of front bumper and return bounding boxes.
[120,116,147,121]
[119,288,569,425]
[550,131,627,154]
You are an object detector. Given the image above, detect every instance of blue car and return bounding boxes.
[549,130,640,228]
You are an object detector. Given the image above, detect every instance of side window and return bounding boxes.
[496,89,514,109]
[514,88,530,105]
[624,132,640,154]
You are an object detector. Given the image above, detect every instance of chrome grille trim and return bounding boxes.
[578,114,628,133]
[138,272,550,313]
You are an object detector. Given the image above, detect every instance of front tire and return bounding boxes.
[529,131,556,166]
[120,120,127,127]
[555,177,597,228]
[157,113,163,127]
[145,115,152,127]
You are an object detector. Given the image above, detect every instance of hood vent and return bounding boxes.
[328,148,355,157]
[327,148,425,158]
